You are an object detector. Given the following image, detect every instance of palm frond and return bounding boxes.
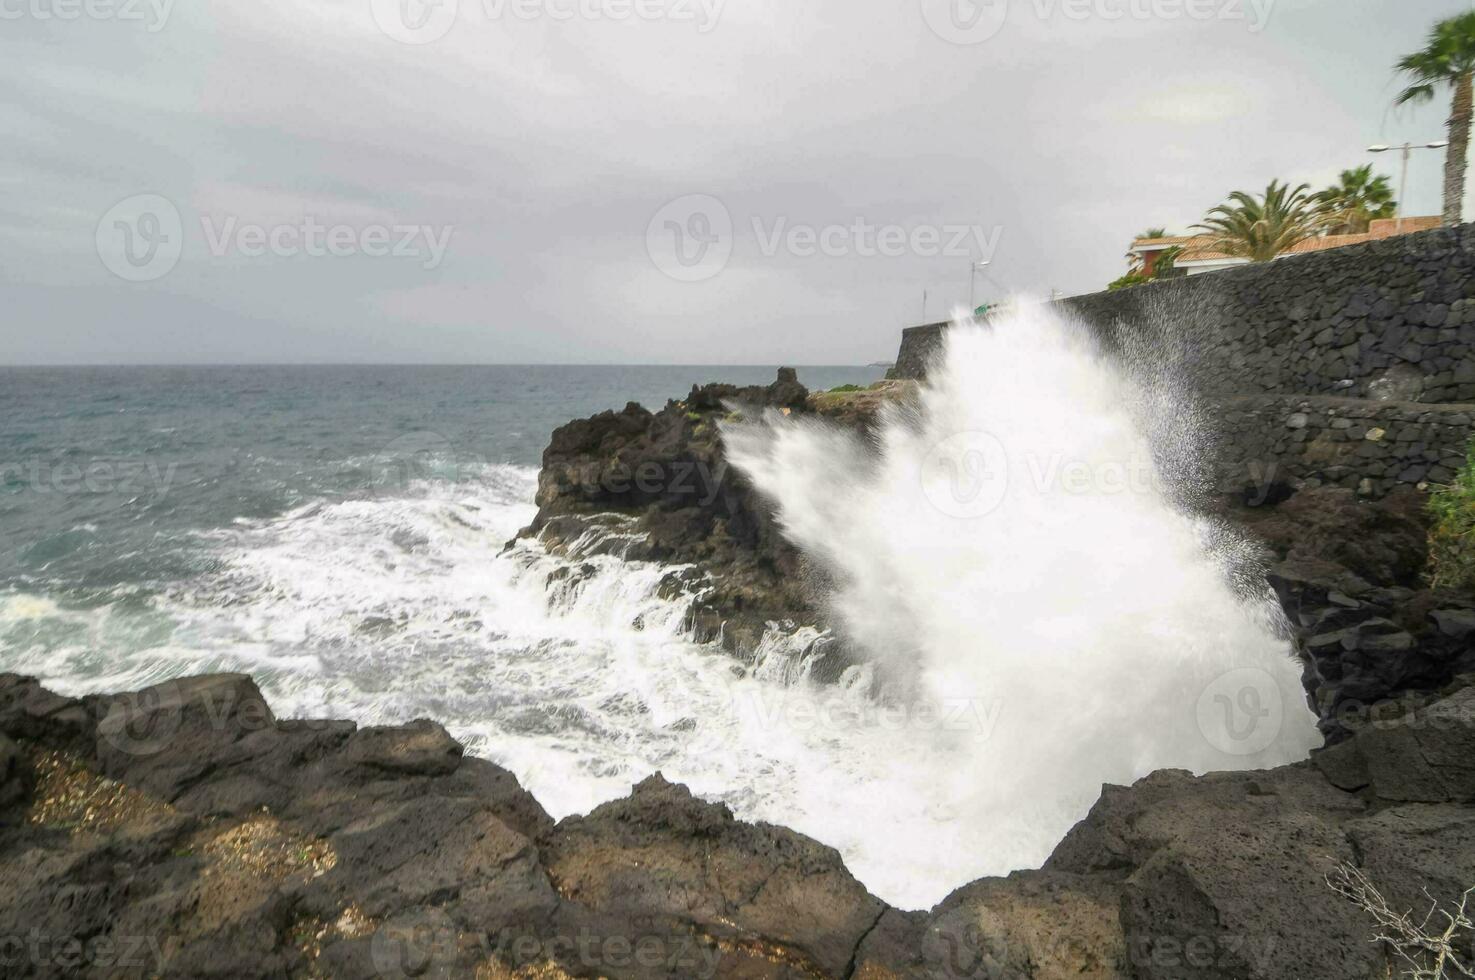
[1192,180,1324,262]
[1396,82,1438,106]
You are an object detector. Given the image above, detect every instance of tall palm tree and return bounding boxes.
[1395,11,1475,226]
[1192,181,1325,262]
[1315,165,1397,235]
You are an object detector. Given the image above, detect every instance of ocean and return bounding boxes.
[1,364,1006,909]
[1,352,1318,912]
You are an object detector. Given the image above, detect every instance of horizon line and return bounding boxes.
[0,361,894,369]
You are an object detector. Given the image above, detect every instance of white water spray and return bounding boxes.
[724,303,1320,876]
[3,318,1323,910]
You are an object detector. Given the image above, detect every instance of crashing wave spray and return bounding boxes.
[723,301,1320,874]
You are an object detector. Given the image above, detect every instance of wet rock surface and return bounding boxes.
[518,371,912,666]
[526,370,1471,748]
[5,669,1475,978]
[1233,486,1475,742]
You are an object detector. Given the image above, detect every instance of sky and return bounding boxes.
[1,0,1471,365]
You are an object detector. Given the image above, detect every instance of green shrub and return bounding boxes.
[1107,272,1152,291]
[1428,439,1475,591]
[827,384,865,393]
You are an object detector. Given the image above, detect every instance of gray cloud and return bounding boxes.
[1,0,1467,364]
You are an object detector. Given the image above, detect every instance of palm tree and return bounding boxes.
[1192,181,1325,262]
[1395,11,1475,226]
[1315,165,1397,235]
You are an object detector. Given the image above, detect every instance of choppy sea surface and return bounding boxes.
[0,364,1007,909]
[0,354,1320,910]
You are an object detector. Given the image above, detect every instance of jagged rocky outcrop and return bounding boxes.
[521,370,1471,741]
[517,370,911,663]
[1231,486,1475,742]
[5,669,1475,978]
[518,369,811,657]
[0,672,890,979]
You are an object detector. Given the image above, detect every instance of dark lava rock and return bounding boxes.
[0,733,26,812]
[5,670,1475,978]
[543,773,886,978]
[519,370,886,665]
[1237,486,1475,742]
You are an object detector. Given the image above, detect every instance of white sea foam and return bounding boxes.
[0,318,1322,909]
[720,303,1321,900]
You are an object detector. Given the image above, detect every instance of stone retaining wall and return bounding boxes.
[891,224,1475,404]
[889,225,1475,496]
[1212,396,1474,499]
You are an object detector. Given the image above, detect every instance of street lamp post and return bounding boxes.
[969,260,990,317]
[1368,141,1451,233]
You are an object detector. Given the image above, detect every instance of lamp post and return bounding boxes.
[969,260,990,316]
[1367,141,1451,233]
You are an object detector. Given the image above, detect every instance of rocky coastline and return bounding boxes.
[4,363,1474,977]
[514,369,913,674]
[521,368,1475,740]
[3,663,1475,978]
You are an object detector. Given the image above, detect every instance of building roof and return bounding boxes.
[1129,216,1442,265]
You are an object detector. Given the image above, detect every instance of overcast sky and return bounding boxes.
[2,0,1469,365]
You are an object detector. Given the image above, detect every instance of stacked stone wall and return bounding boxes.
[888,225,1475,496]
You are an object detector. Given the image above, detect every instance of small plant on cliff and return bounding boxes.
[1427,439,1475,592]
[1328,862,1475,978]
[1192,180,1326,262]
[1395,12,1475,226]
[827,384,864,393]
